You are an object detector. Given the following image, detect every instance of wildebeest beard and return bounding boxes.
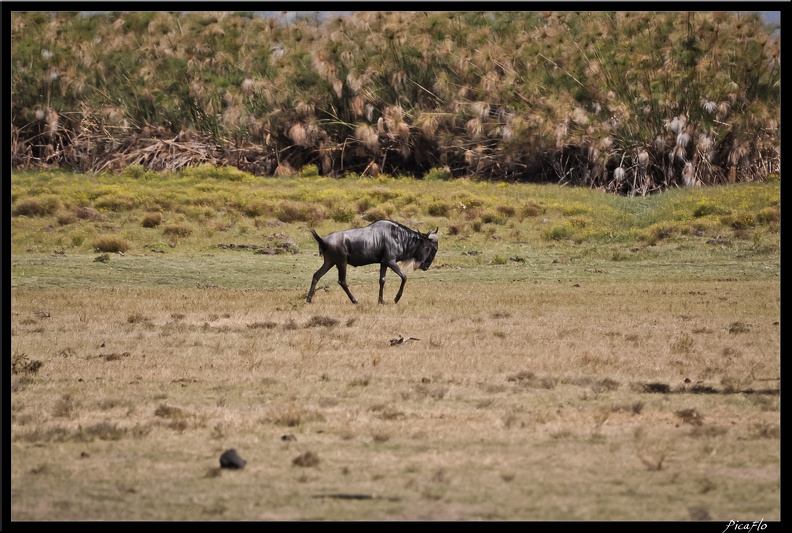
[398,239,437,272]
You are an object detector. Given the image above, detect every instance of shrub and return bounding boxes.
[446,222,464,236]
[356,196,373,213]
[481,211,507,225]
[12,196,62,217]
[243,200,274,217]
[427,201,451,217]
[56,210,77,225]
[756,206,780,225]
[463,206,484,221]
[495,204,516,217]
[569,216,588,229]
[121,164,158,181]
[276,201,325,224]
[74,206,103,221]
[425,166,452,181]
[162,223,193,237]
[94,235,132,253]
[368,187,401,202]
[12,352,43,375]
[362,206,389,222]
[331,206,356,223]
[541,224,574,241]
[141,212,163,228]
[71,231,88,247]
[94,195,138,211]
[644,222,678,245]
[721,213,755,230]
[521,202,544,218]
[300,164,320,177]
[689,221,708,234]
[693,200,722,218]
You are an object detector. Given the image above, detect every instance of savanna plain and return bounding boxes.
[9,169,780,521]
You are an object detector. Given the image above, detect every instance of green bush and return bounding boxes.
[481,211,507,225]
[644,222,678,245]
[541,224,574,241]
[276,201,326,224]
[71,231,88,247]
[425,167,452,181]
[569,216,588,229]
[56,210,77,225]
[243,199,274,217]
[121,164,158,181]
[427,201,451,217]
[693,200,721,218]
[300,164,320,177]
[331,206,356,223]
[721,213,755,230]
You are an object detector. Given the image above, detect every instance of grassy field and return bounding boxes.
[9,170,780,521]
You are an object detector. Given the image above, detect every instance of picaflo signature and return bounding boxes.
[722,520,767,533]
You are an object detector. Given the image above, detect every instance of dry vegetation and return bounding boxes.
[10,235,780,519]
[10,11,779,194]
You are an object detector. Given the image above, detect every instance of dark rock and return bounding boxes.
[219,448,246,469]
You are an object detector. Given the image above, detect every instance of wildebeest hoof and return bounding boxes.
[219,448,246,469]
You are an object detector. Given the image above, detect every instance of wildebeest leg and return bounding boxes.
[307,260,333,303]
[336,262,358,304]
[387,260,408,303]
[378,263,388,304]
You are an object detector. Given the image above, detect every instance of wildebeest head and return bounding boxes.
[417,228,439,271]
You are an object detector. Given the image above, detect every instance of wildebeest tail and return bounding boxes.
[310,229,327,255]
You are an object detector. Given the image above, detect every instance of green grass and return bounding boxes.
[10,168,781,259]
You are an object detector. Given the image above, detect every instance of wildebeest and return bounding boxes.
[307,220,439,304]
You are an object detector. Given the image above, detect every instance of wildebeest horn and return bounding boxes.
[428,228,439,241]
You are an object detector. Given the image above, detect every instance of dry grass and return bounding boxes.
[9,261,780,520]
